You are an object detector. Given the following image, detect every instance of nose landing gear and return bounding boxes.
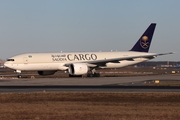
[17,75,22,78]
[15,70,22,78]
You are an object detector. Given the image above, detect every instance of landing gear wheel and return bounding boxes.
[94,72,100,77]
[87,72,100,77]
[17,75,22,78]
[87,74,93,77]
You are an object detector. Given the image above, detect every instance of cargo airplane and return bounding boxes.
[4,23,173,78]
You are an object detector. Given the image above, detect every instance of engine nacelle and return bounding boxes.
[68,63,88,75]
[38,70,57,75]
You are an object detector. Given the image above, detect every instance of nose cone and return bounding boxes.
[4,62,10,68]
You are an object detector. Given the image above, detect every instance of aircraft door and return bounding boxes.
[23,57,28,64]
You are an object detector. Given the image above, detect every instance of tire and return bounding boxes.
[17,75,22,78]
[87,73,100,77]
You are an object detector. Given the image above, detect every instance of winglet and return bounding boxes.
[130,23,156,52]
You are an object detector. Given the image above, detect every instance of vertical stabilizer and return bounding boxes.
[130,23,156,52]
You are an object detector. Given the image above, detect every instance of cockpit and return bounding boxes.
[6,59,15,61]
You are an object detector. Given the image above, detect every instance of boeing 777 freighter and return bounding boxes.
[4,23,173,78]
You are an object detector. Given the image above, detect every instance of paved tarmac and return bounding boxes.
[0,74,180,93]
[1,74,180,85]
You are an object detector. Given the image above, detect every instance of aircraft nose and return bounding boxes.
[4,62,10,68]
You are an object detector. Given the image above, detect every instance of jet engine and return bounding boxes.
[68,63,88,75]
[38,70,57,75]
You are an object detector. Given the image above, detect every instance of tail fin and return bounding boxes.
[130,23,156,52]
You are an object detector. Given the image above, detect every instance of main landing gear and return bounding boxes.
[87,69,100,77]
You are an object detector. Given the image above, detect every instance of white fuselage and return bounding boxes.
[4,51,156,71]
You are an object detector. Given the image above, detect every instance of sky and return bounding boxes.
[0,0,180,61]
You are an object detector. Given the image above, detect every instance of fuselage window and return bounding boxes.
[7,59,15,61]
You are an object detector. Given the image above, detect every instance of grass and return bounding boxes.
[0,92,180,120]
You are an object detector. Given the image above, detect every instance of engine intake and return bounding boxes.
[68,63,88,75]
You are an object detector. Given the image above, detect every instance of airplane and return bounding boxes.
[4,23,173,78]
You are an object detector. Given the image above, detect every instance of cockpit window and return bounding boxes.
[28,55,32,58]
[7,59,15,61]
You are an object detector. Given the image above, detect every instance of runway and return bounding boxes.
[0,85,180,93]
[0,74,180,93]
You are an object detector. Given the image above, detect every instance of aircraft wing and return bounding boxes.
[156,52,174,56]
[86,52,174,67]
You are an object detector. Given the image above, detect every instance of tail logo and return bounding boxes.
[140,36,149,49]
